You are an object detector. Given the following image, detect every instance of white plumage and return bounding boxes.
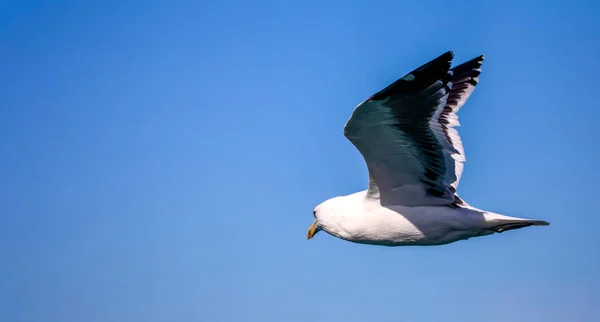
[307,51,549,246]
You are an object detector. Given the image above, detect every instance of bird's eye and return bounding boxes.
[313,210,316,217]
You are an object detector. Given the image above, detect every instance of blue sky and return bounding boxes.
[1,1,599,321]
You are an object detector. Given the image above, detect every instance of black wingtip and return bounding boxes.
[415,50,454,72]
[368,50,455,101]
[451,54,486,73]
[465,54,485,64]
[433,50,454,64]
[437,50,455,65]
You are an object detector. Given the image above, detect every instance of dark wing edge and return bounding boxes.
[442,54,485,207]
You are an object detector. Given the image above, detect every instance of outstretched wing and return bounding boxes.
[343,51,484,207]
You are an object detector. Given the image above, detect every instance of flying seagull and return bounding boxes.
[307,51,549,246]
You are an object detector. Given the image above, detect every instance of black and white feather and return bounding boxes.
[343,51,484,207]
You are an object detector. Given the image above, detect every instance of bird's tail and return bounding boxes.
[490,219,550,233]
[479,211,549,233]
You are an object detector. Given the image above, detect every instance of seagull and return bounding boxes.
[307,51,549,246]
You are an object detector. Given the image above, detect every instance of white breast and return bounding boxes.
[320,192,484,246]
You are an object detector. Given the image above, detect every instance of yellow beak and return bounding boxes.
[307,220,317,240]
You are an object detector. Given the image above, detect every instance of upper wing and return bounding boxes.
[343,51,484,207]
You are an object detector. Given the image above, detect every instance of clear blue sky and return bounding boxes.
[1,1,599,321]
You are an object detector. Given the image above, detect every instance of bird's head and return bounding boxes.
[307,197,341,240]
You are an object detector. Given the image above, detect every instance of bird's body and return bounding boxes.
[307,51,549,246]
[315,191,546,246]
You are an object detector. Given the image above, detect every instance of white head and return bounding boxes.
[307,197,346,240]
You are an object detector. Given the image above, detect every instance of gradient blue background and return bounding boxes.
[2,1,599,321]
